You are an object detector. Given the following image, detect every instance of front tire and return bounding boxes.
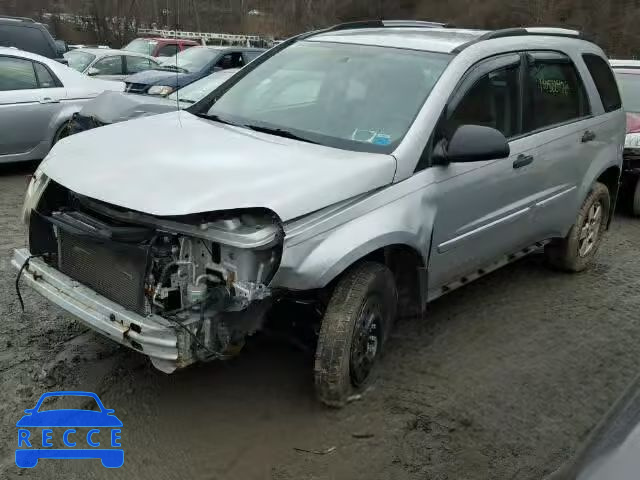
[314,262,397,408]
[545,182,610,272]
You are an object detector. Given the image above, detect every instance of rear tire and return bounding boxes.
[314,262,397,408]
[545,182,610,272]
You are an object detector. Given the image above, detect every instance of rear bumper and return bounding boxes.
[13,248,181,373]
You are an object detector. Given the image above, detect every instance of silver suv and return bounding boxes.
[15,21,625,407]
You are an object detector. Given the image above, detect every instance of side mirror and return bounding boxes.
[55,39,68,56]
[433,125,510,164]
[87,67,100,76]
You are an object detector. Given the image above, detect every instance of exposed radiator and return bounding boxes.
[57,230,150,315]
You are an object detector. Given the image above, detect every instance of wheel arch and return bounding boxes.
[596,165,621,228]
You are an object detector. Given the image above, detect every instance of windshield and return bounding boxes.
[168,69,237,104]
[63,51,96,72]
[615,71,640,113]
[206,41,450,153]
[123,38,158,56]
[160,47,218,73]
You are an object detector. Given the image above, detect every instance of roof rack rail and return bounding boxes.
[0,16,35,23]
[325,19,453,33]
[453,26,588,53]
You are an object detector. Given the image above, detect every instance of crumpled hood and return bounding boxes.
[79,91,180,124]
[42,111,397,221]
[125,69,199,87]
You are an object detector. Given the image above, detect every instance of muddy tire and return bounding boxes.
[545,182,610,272]
[314,262,397,408]
[632,177,640,216]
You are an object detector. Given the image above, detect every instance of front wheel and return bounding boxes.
[314,262,397,408]
[545,182,610,272]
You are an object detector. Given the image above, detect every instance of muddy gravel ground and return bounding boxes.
[1,162,640,480]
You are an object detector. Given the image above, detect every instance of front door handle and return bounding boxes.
[581,130,596,143]
[513,154,534,169]
[39,97,60,104]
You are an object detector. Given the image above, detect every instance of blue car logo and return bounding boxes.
[16,391,123,468]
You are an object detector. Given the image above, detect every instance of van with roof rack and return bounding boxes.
[16,20,625,407]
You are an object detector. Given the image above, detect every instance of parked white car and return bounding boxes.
[0,47,124,164]
[64,48,160,81]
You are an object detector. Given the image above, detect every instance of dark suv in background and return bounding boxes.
[0,16,66,60]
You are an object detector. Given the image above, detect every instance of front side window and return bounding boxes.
[92,56,123,76]
[205,41,451,153]
[584,54,622,112]
[524,52,590,132]
[447,63,520,139]
[0,56,38,91]
[63,50,96,73]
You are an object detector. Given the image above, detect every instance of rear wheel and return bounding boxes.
[314,262,397,407]
[545,182,610,272]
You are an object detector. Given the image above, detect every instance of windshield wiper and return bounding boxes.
[194,113,240,127]
[243,124,318,144]
[157,65,188,73]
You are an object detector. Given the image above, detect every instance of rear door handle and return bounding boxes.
[581,130,596,143]
[513,154,534,169]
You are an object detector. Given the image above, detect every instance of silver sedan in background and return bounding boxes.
[0,47,124,164]
[64,48,160,81]
[69,68,239,133]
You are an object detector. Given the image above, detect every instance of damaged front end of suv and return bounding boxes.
[16,172,283,373]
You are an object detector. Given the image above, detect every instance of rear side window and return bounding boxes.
[583,53,622,112]
[0,25,54,58]
[157,44,179,57]
[524,52,590,132]
[0,56,38,91]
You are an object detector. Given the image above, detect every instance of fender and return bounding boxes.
[271,185,435,291]
[47,102,89,147]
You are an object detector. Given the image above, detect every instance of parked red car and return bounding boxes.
[122,37,198,58]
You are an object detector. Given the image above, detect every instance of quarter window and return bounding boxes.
[583,53,622,112]
[0,56,38,91]
[524,52,590,132]
[447,63,520,139]
[33,62,58,88]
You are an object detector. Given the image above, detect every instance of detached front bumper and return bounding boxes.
[13,248,181,373]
